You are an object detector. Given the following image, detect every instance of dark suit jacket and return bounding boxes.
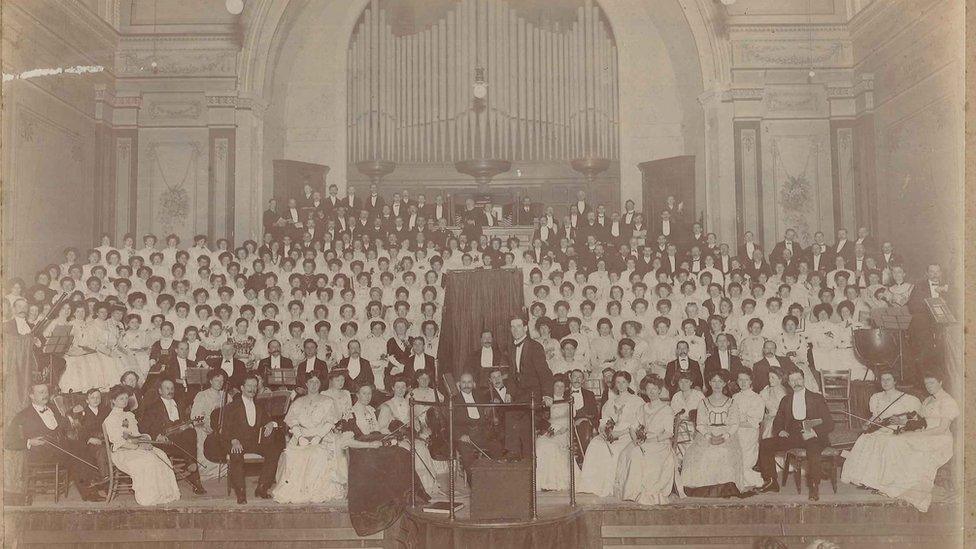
[452,390,492,439]
[833,240,854,265]
[509,203,540,226]
[6,405,71,451]
[73,404,109,442]
[770,241,801,264]
[364,194,385,214]
[468,346,508,379]
[568,387,598,423]
[294,356,330,386]
[664,359,704,393]
[703,352,746,384]
[510,338,554,401]
[751,355,798,392]
[393,353,435,386]
[772,390,834,443]
[335,356,374,391]
[207,357,248,391]
[220,397,272,448]
[256,355,295,380]
[140,397,191,440]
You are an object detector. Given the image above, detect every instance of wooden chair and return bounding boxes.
[223,453,265,496]
[820,370,853,428]
[781,446,843,494]
[27,461,70,503]
[101,425,134,502]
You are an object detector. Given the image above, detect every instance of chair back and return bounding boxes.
[101,422,133,501]
[820,370,852,402]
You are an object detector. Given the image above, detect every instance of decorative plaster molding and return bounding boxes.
[206,95,238,107]
[733,40,852,68]
[116,50,237,76]
[728,24,848,34]
[148,101,204,120]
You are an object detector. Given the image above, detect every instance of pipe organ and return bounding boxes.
[347,0,620,166]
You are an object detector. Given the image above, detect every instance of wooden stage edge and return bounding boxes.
[4,490,962,548]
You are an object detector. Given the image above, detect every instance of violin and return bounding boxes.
[863,411,927,435]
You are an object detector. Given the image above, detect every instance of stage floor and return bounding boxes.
[6,473,961,548]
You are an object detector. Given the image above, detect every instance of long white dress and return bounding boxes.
[378,396,443,496]
[103,408,181,506]
[61,320,125,392]
[272,394,346,504]
[670,389,704,460]
[578,391,644,497]
[732,389,765,488]
[536,401,581,491]
[189,388,227,480]
[614,401,676,505]
[679,396,745,497]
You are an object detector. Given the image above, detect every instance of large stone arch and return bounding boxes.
[236,0,731,238]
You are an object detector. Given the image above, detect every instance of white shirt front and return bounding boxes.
[162,397,180,422]
[221,358,235,378]
[175,357,189,385]
[792,389,807,421]
[412,354,426,372]
[718,351,730,370]
[662,219,671,236]
[269,355,281,369]
[33,403,58,430]
[302,357,317,373]
[746,242,755,258]
[347,357,362,379]
[513,338,526,372]
[461,390,480,419]
[569,388,585,413]
[243,396,256,427]
[480,347,494,368]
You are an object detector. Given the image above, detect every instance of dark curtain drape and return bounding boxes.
[438,269,525,380]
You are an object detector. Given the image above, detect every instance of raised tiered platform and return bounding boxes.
[3,476,960,548]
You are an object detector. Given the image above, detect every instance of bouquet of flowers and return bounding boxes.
[603,418,617,443]
[634,424,648,455]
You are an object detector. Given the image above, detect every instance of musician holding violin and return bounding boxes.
[6,382,107,502]
[841,371,958,511]
[102,384,181,506]
[140,379,207,494]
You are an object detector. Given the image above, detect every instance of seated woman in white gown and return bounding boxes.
[102,384,181,506]
[808,303,873,381]
[841,371,954,512]
[614,375,675,505]
[62,303,125,393]
[377,374,442,496]
[578,371,645,497]
[669,372,704,461]
[678,370,747,498]
[272,375,348,504]
[536,375,581,491]
[189,369,229,481]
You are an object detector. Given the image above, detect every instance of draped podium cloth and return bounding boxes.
[439,269,525,378]
[3,335,35,505]
[347,446,429,537]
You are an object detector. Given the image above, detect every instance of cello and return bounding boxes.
[202,387,230,463]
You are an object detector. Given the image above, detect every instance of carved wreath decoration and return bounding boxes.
[159,186,189,230]
[779,174,812,212]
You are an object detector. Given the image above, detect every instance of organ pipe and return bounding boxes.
[347,0,618,164]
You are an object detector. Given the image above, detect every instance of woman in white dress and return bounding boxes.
[614,375,675,505]
[189,370,229,480]
[679,370,746,498]
[670,373,704,461]
[578,371,645,497]
[273,375,347,503]
[102,384,181,506]
[841,372,958,512]
[731,371,764,489]
[536,376,581,491]
[322,370,353,415]
[377,375,441,496]
[840,371,922,489]
[61,303,124,392]
[119,314,152,382]
[759,368,787,439]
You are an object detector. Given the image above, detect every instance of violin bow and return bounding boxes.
[39,437,100,471]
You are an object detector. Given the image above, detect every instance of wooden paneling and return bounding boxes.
[638,155,696,221]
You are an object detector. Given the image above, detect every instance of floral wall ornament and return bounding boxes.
[150,142,200,236]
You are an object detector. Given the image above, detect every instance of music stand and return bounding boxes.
[442,373,459,398]
[924,298,956,325]
[185,367,211,387]
[267,368,298,388]
[41,325,73,389]
[876,308,913,380]
[256,390,292,416]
